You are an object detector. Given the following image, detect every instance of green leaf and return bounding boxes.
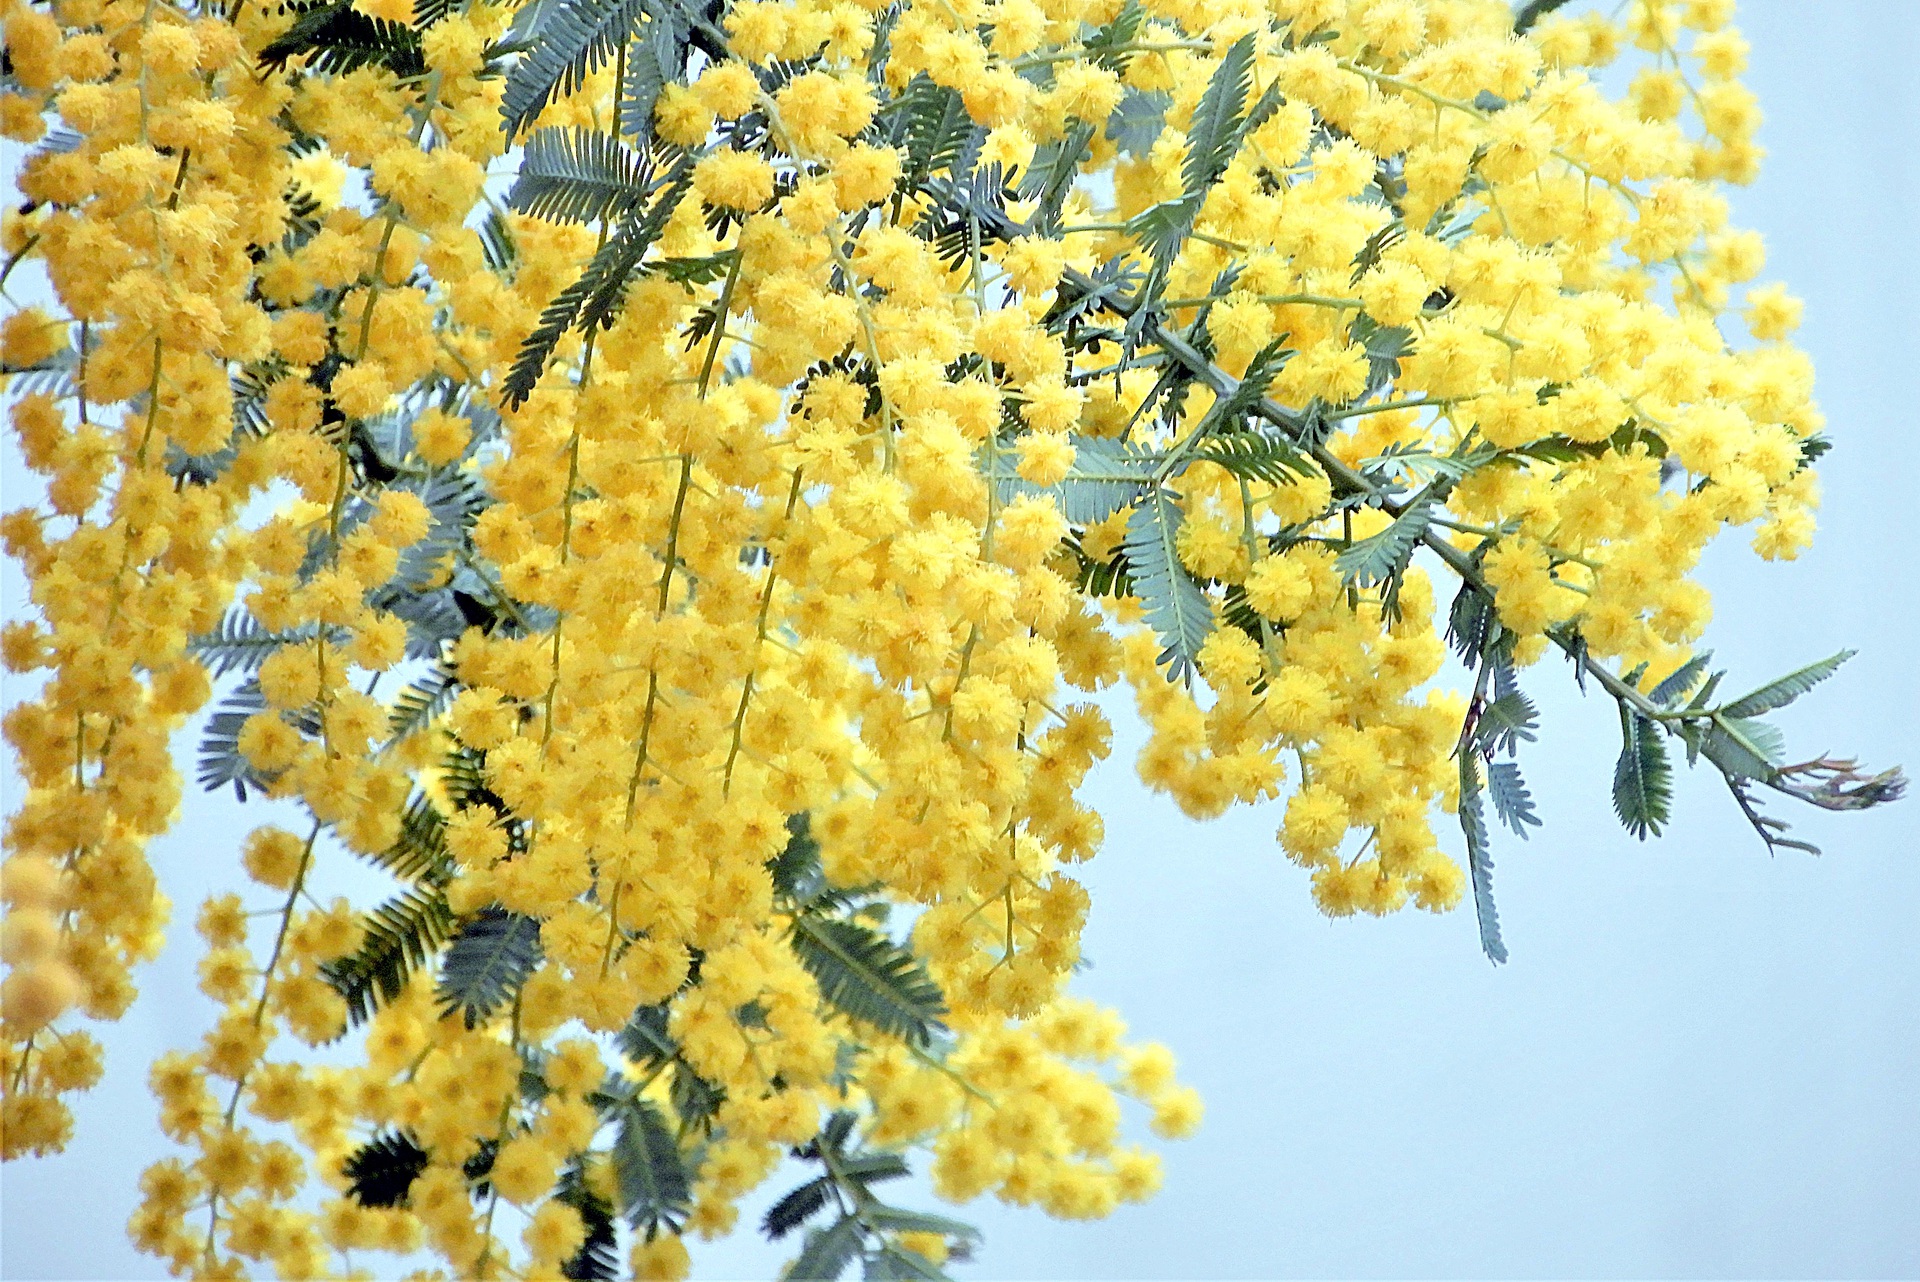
[789,917,947,1047]
[1081,0,1147,69]
[554,1160,621,1280]
[669,1062,725,1134]
[1123,194,1204,267]
[616,1002,677,1070]
[863,1242,952,1281]
[613,1097,691,1235]
[342,1130,429,1208]
[323,885,457,1027]
[1446,581,1497,662]
[387,663,460,744]
[1649,650,1713,708]
[1611,707,1673,839]
[658,252,737,286]
[196,678,275,801]
[836,1152,910,1184]
[1512,0,1576,34]
[1486,760,1540,838]
[1182,33,1257,197]
[1335,498,1432,589]
[191,611,330,678]
[508,127,655,225]
[1701,714,1785,781]
[1190,429,1313,485]
[1349,221,1407,285]
[981,434,1153,525]
[1122,487,1214,682]
[769,812,824,901]
[761,1175,833,1241]
[479,204,519,271]
[858,1205,979,1240]
[1106,88,1170,159]
[1458,753,1508,965]
[790,1215,862,1282]
[1364,441,1489,484]
[1189,340,1293,440]
[1720,650,1854,719]
[619,32,668,139]
[259,0,425,76]
[1021,120,1096,233]
[369,792,456,884]
[500,0,650,140]
[436,906,543,1028]
[892,75,982,186]
[1795,431,1832,469]
[1475,691,1538,756]
[504,156,692,407]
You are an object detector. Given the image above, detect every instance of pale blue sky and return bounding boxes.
[4,3,1918,1278]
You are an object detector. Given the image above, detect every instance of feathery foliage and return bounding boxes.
[1123,487,1214,682]
[499,0,651,140]
[612,1096,692,1236]
[322,886,456,1026]
[1611,707,1674,840]
[789,917,947,1048]
[436,907,543,1027]
[509,128,656,225]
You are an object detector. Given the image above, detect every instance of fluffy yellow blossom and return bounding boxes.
[0,0,1886,1275]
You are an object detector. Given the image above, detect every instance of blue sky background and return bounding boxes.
[4,2,1917,1277]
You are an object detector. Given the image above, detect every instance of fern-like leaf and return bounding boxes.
[1105,87,1169,159]
[1182,32,1257,196]
[371,791,456,884]
[1020,121,1095,234]
[500,0,650,140]
[859,1206,978,1240]
[1701,715,1785,781]
[190,611,325,678]
[617,1003,678,1070]
[980,435,1152,525]
[503,156,691,407]
[1486,759,1540,838]
[619,32,668,139]
[1475,691,1539,757]
[1649,650,1714,708]
[1122,487,1214,682]
[892,75,981,186]
[1080,0,1147,68]
[1458,754,1508,964]
[1191,429,1312,485]
[788,1215,862,1282]
[343,1130,429,1208]
[508,127,655,224]
[197,679,273,800]
[259,0,425,75]
[768,813,824,902]
[613,1097,691,1234]
[1335,498,1432,589]
[789,917,946,1047]
[1446,581,1497,662]
[1611,707,1673,839]
[1720,650,1855,719]
[864,1242,952,1281]
[388,663,460,743]
[1513,0,1576,34]
[323,886,457,1027]
[761,1175,833,1240]
[436,906,543,1028]
[555,1161,622,1280]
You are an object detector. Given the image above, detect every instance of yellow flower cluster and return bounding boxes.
[0,0,1849,1275]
